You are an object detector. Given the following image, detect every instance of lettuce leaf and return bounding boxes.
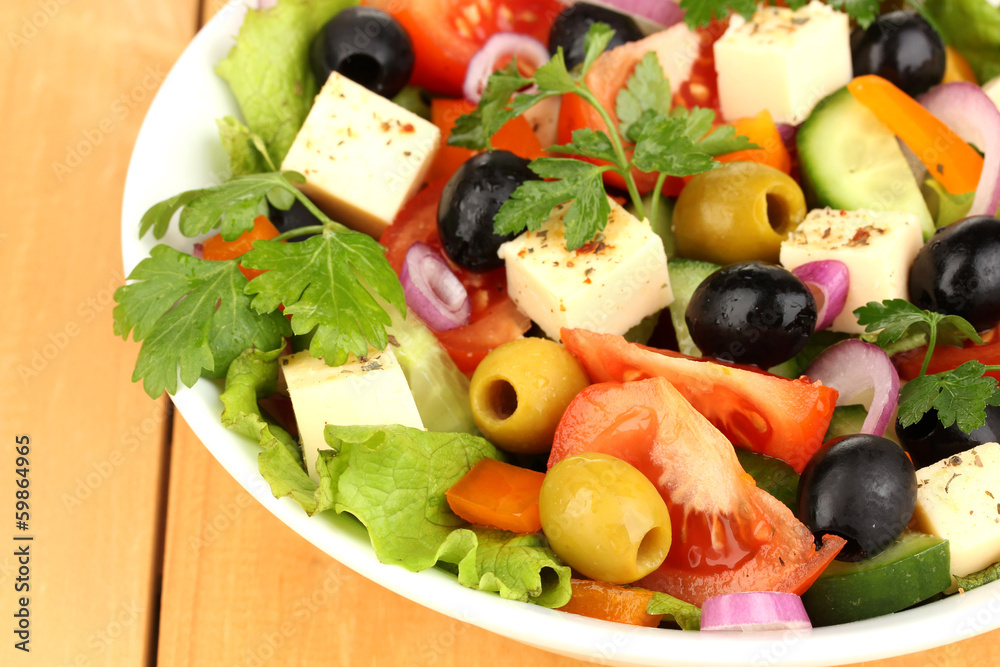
[646,591,702,631]
[217,116,272,178]
[216,0,358,167]
[317,425,571,606]
[920,0,1000,84]
[220,346,319,513]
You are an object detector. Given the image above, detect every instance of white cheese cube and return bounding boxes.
[281,347,424,479]
[985,77,1000,113]
[913,442,1000,585]
[714,1,852,125]
[280,72,440,238]
[779,208,923,334]
[497,198,672,340]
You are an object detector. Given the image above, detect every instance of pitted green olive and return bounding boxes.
[469,338,590,455]
[673,161,806,265]
[539,453,672,584]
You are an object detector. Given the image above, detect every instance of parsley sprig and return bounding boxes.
[681,0,880,29]
[855,300,1000,433]
[449,24,754,251]
[116,171,405,398]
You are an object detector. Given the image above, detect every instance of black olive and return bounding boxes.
[851,10,945,98]
[268,200,322,242]
[437,150,540,272]
[548,3,643,70]
[896,405,1000,469]
[797,434,917,562]
[309,7,415,99]
[685,262,817,369]
[908,215,1000,332]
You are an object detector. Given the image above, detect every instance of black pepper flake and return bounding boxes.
[403,151,412,157]
[946,472,961,493]
[950,455,963,466]
[936,163,944,174]
[585,268,595,277]
[791,16,809,24]
[822,227,831,239]
[387,335,399,348]
[537,230,548,239]
[997,503,1000,515]
[358,354,368,363]
[778,556,784,566]
[362,361,383,371]
[975,454,984,467]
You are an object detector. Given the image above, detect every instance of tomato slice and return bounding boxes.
[893,327,1000,382]
[559,328,839,473]
[362,0,563,97]
[380,180,531,374]
[671,20,726,113]
[428,98,546,184]
[550,378,845,607]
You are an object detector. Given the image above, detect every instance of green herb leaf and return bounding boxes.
[898,362,1000,433]
[855,299,983,349]
[548,128,620,164]
[534,50,579,93]
[217,116,273,178]
[681,0,758,27]
[646,591,702,631]
[955,559,1000,593]
[616,52,673,141]
[579,22,616,75]
[113,245,291,398]
[494,158,612,250]
[178,172,303,241]
[139,189,206,240]
[241,231,406,367]
[448,61,539,151]
[632,115,717,176]
[215,0,355,166]
[825,0,880,28]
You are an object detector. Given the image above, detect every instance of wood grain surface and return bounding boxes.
[3,0,1000,664]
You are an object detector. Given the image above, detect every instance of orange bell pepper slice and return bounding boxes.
[715,109,792,175]
[445,458,544,534]
[428,99,546,184]
[847,75,984,196]
[943,46,978,85]
[558,580,662,627]
[202,215,280,281]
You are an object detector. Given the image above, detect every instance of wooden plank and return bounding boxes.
[0,0,200,664]
[152,1,1000,665]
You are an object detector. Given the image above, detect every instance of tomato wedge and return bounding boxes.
[380,180,531,374]
[559,328,838,473]
[362,0,563,97]
[893,327,1000,382]
[550,378,845,607]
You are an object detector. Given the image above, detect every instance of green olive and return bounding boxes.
[539,453,672,584]
[673,161,806,265]
[469,338,590,454]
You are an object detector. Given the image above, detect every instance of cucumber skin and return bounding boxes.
[797,87,934,240]
[667,258,721,357]
[802,531,951,626]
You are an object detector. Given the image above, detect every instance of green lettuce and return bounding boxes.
[216,0,358,167]
[315,424,571,607]
[217,117,272,178]
[920,0,1000,84]
[955,559,1000,592]
[646,591,702,631]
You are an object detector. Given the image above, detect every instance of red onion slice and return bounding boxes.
[791,260,850,331]
[584,0,685,27]
[805,339,900,438]
[463,33,550,105]
[701,592,812,632]
[192,243,204,259]
[919,82,1000,218]
[400,243,471,333]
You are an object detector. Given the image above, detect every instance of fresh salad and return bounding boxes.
[116,0,1000,634]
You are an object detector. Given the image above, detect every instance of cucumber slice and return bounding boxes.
[802,530,951,626]
[735,449,798,511]
[667,258,720,356]
[823,404,901,445]
[797,86,934,240]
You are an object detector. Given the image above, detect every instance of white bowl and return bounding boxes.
[120,3,1000,664]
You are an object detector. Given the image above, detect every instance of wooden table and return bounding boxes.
[4,0,1000,664]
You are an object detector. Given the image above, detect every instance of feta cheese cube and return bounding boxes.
[498,199,672,340]
[985,77,1000,113]
[913,442,1000,585]
[280,72,440,238]
[714,1,852,125]
[281,347,423,479]
[779,208,923,334]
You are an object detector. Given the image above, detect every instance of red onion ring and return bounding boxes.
[463,33,550,105]
[584,0,685,27]
[400,243,471,333]
[192,243,204,259]
[805,339,900,438]
[791,260,850,331]
[701,592,812,632]
[919,82,1000,218]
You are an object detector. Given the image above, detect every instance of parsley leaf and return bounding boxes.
[494,158,612,251]
[682,0,876,29]
[139,172,303,242]
[241,231,407,366]
[616,52,673,140]
[855,299,982,349]
[448,61,540,151]
[579,21,616,75]
[826,0,880,27]
[898,362,1000,433]
[548,128,620,164]
[113,245,291,398]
